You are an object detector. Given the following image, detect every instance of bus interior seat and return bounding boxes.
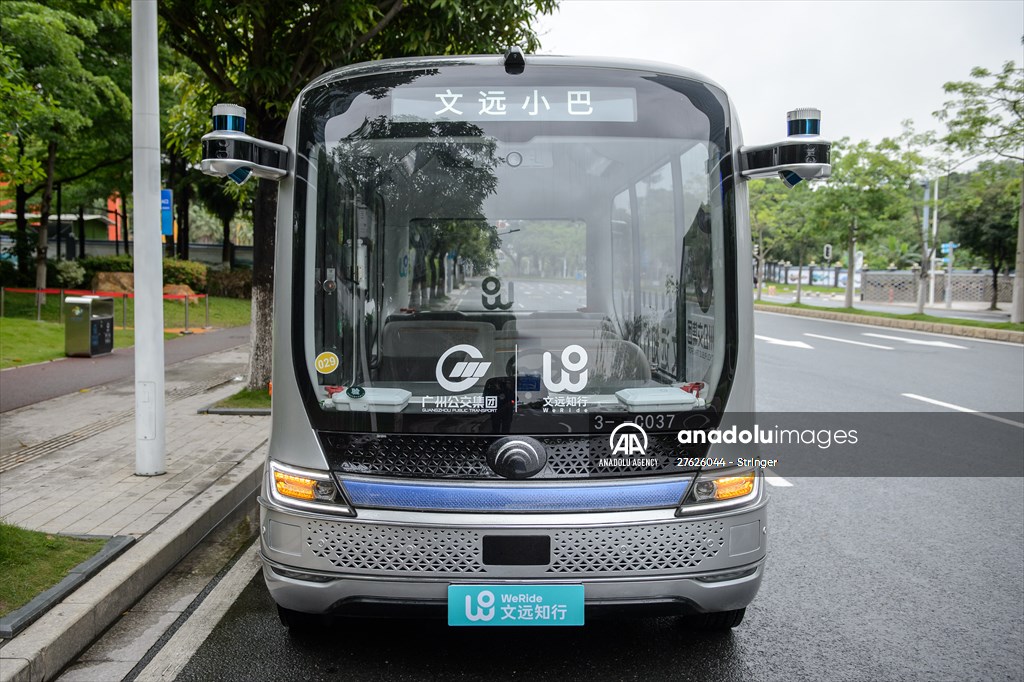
[512,339,652,386]
[379,320,495,382]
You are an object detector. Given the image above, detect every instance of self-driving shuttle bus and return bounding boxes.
[201,48,830,630]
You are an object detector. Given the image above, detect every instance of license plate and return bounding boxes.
[448,584,584,626]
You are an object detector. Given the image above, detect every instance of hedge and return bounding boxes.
[75,256,207,292]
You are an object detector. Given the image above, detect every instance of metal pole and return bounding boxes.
[59,289,64,324]
[205,293,210,328]
[1,288,4,318]
[131,0,165,476]
[919,182,930,313]
[184,294,190,333]
[36,289,41,321]
[122,295,127,329]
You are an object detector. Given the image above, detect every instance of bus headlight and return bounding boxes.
[693,471,755,501]
[677,468,758,514]
[268,461,351,514]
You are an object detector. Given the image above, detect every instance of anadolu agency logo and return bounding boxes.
[600,422,658,468]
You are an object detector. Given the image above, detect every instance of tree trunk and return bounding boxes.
[222,217,233,266]
[756,229,764,302]
[990,261,1000,311]
[246,178,277,392]
[795,255,803,305]
[1012,176,1024,323]
[35,140,58,303]
[176,179,192,260]
[844,217,856,308]
[15,183,31,282]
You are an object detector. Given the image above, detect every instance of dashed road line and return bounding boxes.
[901,393,1024,429]
[764,470,793,487]
[755,334,814,349]
[803,333,893,349]
[863,333,968,349]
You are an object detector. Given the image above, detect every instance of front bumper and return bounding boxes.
[259,486,767,617]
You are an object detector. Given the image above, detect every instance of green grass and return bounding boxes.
[0,522,106,617]
[214,387,272,409]
[758,284,844,295]
[0,290,251,330]
[0,294,252,369]
[757,300,1024,332]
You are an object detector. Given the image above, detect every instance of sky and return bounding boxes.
[534,0,1023,148]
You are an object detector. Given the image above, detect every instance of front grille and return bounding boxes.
[549,521,724,572]
[308,520,485,574]
[304,518,727,577]
[319,432,684,479]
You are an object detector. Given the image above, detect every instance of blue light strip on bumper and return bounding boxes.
[340,478,691,512]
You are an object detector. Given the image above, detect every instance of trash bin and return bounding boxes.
[65,296,114,357]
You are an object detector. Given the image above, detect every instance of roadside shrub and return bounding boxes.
[54,260,86,288]
[206,267,252,299]
[77,255,207,292]
[78,255,134,290]
[163,259,207,292]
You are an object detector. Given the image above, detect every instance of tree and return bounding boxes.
[158,0,557,391]
[774,183,817,304]
[935,58,1023,321]
[945,160,1021,309]
[0,2,131,290]
[812,135,928,308]
[748,178,786,300]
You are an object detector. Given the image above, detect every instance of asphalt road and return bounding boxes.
[166,311,1023,681]
[174,475,1024,682]
[0,325,251,412]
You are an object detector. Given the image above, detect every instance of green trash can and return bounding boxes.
[65,296,115,357]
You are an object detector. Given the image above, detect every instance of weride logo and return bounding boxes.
[542,344,589,393]
[436,344,491,392]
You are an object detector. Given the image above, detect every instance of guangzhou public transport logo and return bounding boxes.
[436,344,491,393]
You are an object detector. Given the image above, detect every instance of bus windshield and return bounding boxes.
[298,64,734,429]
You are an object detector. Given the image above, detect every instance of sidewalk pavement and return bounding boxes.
[0,332,270,682]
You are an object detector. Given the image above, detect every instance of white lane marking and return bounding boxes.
[755,334,814,349]
[901,393,1024,429]
[803,333,893,350]
[863,333,968,349]
[754,309,1021,347]
[764,470,793,487]
[135,540,261,682]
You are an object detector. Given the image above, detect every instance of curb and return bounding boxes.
[754,304,1024,344]
[197,405,271,416]
[0,443,266,682]
[0,536,135,639]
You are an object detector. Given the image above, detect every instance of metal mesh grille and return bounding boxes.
[303,518,727,576]
[550,520,725,572]
[307,520,486,574]
[320,432,683,479]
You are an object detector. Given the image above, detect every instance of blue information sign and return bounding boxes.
[161,189,173,236]
[448,584,584,626]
